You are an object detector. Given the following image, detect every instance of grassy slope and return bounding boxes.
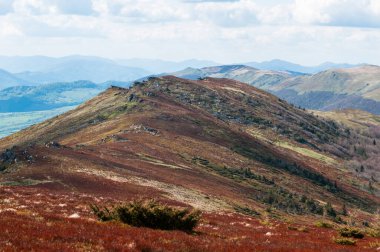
[275,65,380,101]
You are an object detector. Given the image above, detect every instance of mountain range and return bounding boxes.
[0,76,379,250]
[244,59,361,74]
[0,56,149,85]
[172,64,380,115]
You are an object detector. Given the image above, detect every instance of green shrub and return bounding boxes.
[339,227,364,239]
[315,220,333,228]
[90,200,201,232]
[366,228,380,238]
[333,237,356,246]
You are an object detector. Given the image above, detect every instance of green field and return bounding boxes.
[0,106,75,139]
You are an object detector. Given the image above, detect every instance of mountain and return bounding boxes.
[117,58,220,73]
[0,76,379,250]
[0,68,34,89]
[245,59,361,74]
[12,56,149,84]
[272,65,380,114]
[172,65,299,89]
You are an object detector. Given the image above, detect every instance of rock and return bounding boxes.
[45,141,61,148]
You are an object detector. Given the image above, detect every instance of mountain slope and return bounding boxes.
[0,76,379,250]
[272,65,380,114]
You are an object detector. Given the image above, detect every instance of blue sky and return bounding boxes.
[0,0,379,65]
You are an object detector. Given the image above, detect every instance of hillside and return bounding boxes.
[0,76,379,251]
[272,65,380,114]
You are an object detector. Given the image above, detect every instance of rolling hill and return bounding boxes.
[272,65,380,114]
[0,76,379,251]
[0,69,34,90]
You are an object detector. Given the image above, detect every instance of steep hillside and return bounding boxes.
[0,76,379,251]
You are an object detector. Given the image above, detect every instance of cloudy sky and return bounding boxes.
[0,0,379,65]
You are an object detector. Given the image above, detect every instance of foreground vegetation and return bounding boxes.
[90,200,201,232]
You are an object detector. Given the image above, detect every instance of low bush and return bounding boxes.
[366,228,380,238]
[90,200,201,232]
[339,227,364,239]
[315,220,333,228]
[333,237,356,246]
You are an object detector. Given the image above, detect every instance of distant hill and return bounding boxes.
[13,56,149,84]
[272,65,380,114]
[117,58,219,73]
[171,65,299,89]
[0,69,33,89]
[245,59,361,74]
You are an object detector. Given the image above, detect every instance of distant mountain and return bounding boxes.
[0,69,33,89]
[117,58,219,73]
[272,65,380,114]
[13,56,149,84]
[171,65,299,89]
[0,81,108,112]
[245,59,361,74]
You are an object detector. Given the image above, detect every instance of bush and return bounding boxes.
[333,237,356,246]
[90,200,201,232]
[315,220,333,228]
[339,227,364,239]
[366,228,380,238]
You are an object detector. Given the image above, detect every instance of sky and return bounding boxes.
[0,0,380,65]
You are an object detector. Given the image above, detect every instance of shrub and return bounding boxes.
[333,237,356,246]
[339,227,364,239]
[366,228,380,238]
[315,220,333,228]
[90,200,201,232]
